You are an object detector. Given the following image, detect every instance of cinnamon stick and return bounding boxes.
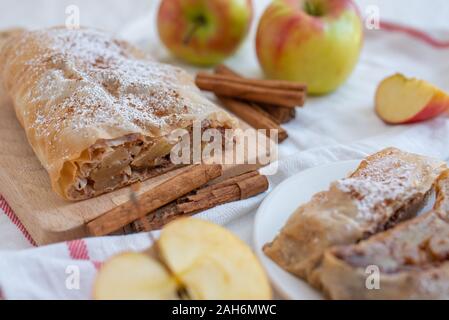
[87,164,223,236]
[195,171,260,195]
[195,72,306,108]
[213,65,288,142]
[215,65,296,124]
[131,171,269,232]
[199,72,306,92]
[260,103,296,124]
[214,64,239,78]
[218,97,288,143]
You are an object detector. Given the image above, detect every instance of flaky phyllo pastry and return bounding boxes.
[316,170,449,299]
[0,28,237,201]
[264,148,447,283]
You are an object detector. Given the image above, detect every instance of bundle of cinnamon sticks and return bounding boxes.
[130,171,268,233]
[195,65,307,143]
[87,165,269,236]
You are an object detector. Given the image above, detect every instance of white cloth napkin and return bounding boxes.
[2,0,449,299]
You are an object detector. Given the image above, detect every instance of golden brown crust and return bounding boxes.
[263,148,447,281]
[316,170,449,300]
[0,29,24,49]
[0,27,237,200]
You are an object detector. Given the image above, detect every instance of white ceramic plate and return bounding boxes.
[253,160,361,300]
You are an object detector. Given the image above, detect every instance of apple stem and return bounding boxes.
[183,24,200,45]
[304,1,321,17]
[183,15,207,45]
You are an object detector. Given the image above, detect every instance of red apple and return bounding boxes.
[157,0,253,66]
[256,0,363,95]
[376,74,449,124]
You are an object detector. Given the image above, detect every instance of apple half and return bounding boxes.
[376,73,449,124]
[93,219,272,300]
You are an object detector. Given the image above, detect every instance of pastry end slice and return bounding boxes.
[264,148,447,281]
[316,170,449,300]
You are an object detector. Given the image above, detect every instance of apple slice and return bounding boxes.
[93,252,179,300]
[93,219,272,300]
[159,219,272,300]
[375,73,449,124]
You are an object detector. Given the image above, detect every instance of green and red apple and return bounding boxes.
[256,0,363,95]
[157,0,253,66]
[376,74,449,124]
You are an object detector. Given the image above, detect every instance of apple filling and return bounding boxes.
[66,121,230,200]
[331,212,449,274]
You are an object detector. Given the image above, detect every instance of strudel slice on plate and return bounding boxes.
[263,148,446,281]
[0,27,237,201]
[316,170,449,299]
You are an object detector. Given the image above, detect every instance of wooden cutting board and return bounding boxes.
[0,89,264,245]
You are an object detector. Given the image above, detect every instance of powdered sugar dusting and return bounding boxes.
[15,28,213,145]
[335,151,436,223]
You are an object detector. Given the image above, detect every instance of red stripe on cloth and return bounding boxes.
[0,195,37,246]
[66,240,103,270]
[380,21,449,49]
[66,239,90,260]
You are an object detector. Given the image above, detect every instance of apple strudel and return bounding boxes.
[0,27,237,201]
[263,148,447,281]
[316,170,449,299]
